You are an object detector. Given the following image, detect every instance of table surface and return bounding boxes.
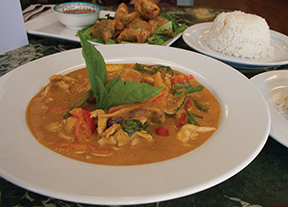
[1,4,288,207]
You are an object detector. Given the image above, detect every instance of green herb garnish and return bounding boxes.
[78,33,163,111]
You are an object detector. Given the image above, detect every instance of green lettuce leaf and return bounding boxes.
[77,25,105,44]
[155,21,173,35]
[159,13,187,37]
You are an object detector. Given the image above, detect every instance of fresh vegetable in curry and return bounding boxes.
[25,36,221,166]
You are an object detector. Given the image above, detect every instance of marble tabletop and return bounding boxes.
[0,5,288,207]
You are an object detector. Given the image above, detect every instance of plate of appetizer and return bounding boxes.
[183,13,288,69]
[251,70,288,148]
[0,39,270,205]
[25,1,186,46]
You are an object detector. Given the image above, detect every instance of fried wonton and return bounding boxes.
[148,16,174,36]
[134,0,160,21]
[117,18,155,43]
[91,19,124,43]
[114,3,140,28]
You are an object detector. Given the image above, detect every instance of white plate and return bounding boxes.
[0,44,270,205]
[182,22,288,69]
[251,70,288,147]
[25,9,181,46]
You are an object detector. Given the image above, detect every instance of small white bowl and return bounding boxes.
[53,2,102,30]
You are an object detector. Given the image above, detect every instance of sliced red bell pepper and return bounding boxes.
[69,108,85,119]
[83,110,96,134]
[45,105,70,114]
[69,108,96,142]
[156,127,169,136]
[183,99,192,111]
[74,117,91,142]
[170,74,194,85]
[176,112,187,128]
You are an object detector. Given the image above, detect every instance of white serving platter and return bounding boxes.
[0,44,270,205]
[25,9,181,46]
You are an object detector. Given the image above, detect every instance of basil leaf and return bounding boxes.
[106,76,120,92]
[79,34,163,111]
[79,33,107,84]
[94,76,108,109]
[79,33,107,109]
[105,80,163,109]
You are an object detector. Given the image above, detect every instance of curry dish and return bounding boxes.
[26,63,221,165]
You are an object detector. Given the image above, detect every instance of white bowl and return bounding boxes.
[53,2,102,30]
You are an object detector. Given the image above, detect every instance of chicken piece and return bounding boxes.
[90,109,108,135]
[113,128,131,147]
[131,137,140,146]
[49,74,78,94]
[91,19,124,43]
[46,121,62,132]
[103,102,164,122]
[114,3,140,28]
[63,116,78,133]
[117,18,155,43]
[119,68,142,82]
[42,85,51,97]
[101,123,122,139]
[98,124,131,147]
[73,78,91,94]
[98,135,117,146]
[148,16,174,36]
[153,71,164,87]
[163,73,172,89]
[142,76,155,85]
[177,124,216,142]
[131,130,153,141]
[134,0,160,20]
[58,132,74,142]
[132,110,152,125]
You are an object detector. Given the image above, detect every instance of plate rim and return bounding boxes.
[0,44,270,205]
[182,22,288,69]
[250,70,288,148]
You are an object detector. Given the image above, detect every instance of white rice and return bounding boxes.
[275,94,288,120]
[206,11,274,59]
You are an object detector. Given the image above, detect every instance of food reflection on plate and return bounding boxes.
[25,36,221,166]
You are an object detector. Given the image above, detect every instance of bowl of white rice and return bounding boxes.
[206,11,274,59]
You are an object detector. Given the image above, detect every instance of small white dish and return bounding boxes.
[251,70,288,148]
[53,2,102,30]
[0,44,270,205]
[183,22,288,69]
